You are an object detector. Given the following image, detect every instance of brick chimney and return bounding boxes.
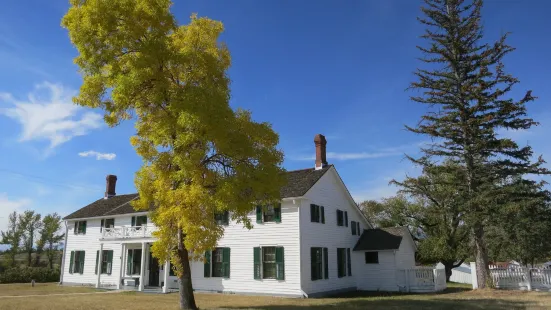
[314,134,328,170]
[105,175,117,199]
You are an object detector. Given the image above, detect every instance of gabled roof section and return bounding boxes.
[63,166,332,220]
[281,165,332,198]
[63,194,139,220]
[353,227,411,251]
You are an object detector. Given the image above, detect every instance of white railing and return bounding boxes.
[488,267,551,291]
[101,225,158,239]
[397,267,447,293]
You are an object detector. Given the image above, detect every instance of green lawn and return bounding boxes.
[0,283,97,296]
[0,283,550,309]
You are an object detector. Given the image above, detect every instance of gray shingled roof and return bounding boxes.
[353,227,411,251]
[63,166,331,220]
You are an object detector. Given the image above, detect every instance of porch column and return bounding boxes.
[96,243,103,288]
[163,259,170,293]
[139,242,146,291]
[117,243,125,289]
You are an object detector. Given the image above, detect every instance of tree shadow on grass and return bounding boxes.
[223,298,535,310]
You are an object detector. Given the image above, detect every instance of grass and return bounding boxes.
[1,283,551,309]
[0,283,97,296]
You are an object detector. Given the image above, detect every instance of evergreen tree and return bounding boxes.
[410,0,549,287]
[486,178,551,266]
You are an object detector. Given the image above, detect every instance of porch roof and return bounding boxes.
[353,227,410,251]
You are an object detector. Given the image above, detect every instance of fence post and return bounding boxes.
[405,269,410,292]
[471,262,478,289]
[526,269,532,291]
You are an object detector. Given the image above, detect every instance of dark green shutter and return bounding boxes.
[74,222,77,234]
[275,247,284,280]
[357,222,360,235]
[256,206,262,224]
[79,251,85,274]
[323,248,329,279]
[310,248,316,280]
[321,206,325,224]
[344,212,348,227]
[95,250,99,274]
[100,219,104,232]
[82,221,87,234]
[204,251,211,278]
[223,248,230,278]
[224,211,229,226]
[347,248,351,276]
[274,204,281,223]
[107,250,113,274]
[131,216,136,227]
[254,247,261,279]
[310,204,316,222]
[337,249,343,278]
[69,251,75,274]
[127,249,133,275]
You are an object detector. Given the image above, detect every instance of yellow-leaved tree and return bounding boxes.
[62,1,285,309]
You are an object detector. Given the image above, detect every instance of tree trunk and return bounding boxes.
[27,249,32,267]
[10,252,17,267]
[177,228,197,310]
[443,262,454,282]
[34,253,41,267]
[473,224,490,288]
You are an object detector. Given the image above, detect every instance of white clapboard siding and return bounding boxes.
[63,215,134,286]
[355,250,397,291]
[188,200,301,296]
[300,168,369,295]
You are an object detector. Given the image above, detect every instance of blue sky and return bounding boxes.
[1,0,550,233]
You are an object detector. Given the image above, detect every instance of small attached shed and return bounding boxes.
[353,227,417,292]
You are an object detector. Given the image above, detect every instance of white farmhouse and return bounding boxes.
[60,134,417,297]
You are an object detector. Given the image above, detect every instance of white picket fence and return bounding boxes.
[397,267,447,293]
[473,263,551,291]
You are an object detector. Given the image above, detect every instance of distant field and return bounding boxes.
[0,251,63,268]
[0,283,550,310]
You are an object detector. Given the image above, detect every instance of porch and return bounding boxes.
[96,225,173,293]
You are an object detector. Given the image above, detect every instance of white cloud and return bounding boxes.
[78,150,117,161]
[0,193,31,234]
[291,141,426,161]
[295,151,402,161]
[0,82,103,150]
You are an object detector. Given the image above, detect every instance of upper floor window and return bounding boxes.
[100,218,115,232]
[131,215,147,227]
[74,221,87,235]
[336,210,348,227]
[310,204,325,223]
[214,211,229,226]
[256,204,281,224]
[351,221,357,235]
